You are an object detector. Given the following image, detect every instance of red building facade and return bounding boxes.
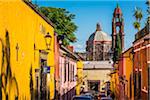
[112,4,124,52]
[112,4,125,99]
[133,25,150,100]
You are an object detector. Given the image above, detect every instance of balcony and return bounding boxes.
[135,25,149,41]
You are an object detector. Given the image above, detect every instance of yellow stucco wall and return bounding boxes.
[123,48,134,100]
[76,60,83,95]
[83,69,111,91]
[110,64,119,98]
[111,48,134,99]
[0,0,54,99]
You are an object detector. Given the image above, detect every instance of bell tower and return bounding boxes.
[112,4,124,52]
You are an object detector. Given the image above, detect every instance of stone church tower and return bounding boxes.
[86,23,112,61]
[112,4,124,52]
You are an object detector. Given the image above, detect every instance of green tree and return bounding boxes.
[38,7,77,46]
[133,21,141,31]
[113,33,122,62]
[133,7,143,31]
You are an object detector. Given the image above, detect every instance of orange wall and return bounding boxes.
[123,47,134,100]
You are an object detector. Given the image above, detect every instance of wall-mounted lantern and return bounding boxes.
[45,32,52,50]
[57,35,65,45]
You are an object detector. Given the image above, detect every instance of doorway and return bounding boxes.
[88,80,100,92]
[40,50,48,100]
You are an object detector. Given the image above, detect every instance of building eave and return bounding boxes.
[83,68,112,70]
[133,25,149,44]
[23,0,55,28]
[60,45,79,60]
[122,46,133,54]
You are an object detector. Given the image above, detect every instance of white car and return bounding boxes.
[101,97,113,100]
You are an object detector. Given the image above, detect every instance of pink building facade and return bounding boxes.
[59,46,78,100]
[54,34,78,100]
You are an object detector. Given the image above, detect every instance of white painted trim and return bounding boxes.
[147,61,150,64]
[139,68,142,72]
[142,89,148,93]
[145,44,150,48]
[133,34,150,47]
[134,44,150,52]
[133,40,144,47]
[135,68,138,72]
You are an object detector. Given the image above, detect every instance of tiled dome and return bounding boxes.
[88,23,111,42]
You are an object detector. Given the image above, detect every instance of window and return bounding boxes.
[68,62,70,82]
[70,64,72,81]
[71,64,73,81]
[73,65,74,81]
[116,26,120,34]
[116,17,119,22]
[64,60,66,82]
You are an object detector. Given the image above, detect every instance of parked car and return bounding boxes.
[101,97,113,100]
[83,90,99,99]
[84,92,94,97]
[72,95,94,100]
[99,92,106,98]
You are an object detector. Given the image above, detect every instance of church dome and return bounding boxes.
[88,23,111,42]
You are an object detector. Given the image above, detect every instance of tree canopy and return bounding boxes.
[113,33,122,62]
[133,7,143,31]
[38,7,77,46]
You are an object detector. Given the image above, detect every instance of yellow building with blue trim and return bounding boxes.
[0,0,55,99]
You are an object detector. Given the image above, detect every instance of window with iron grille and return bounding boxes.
[64,60,66,82]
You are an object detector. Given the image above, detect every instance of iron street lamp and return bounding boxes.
[34,32,52,99]
[57,35,65,45]
[45,32,52,50]
[34,32,52,51]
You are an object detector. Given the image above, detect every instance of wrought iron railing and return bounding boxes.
[135,25,149,40]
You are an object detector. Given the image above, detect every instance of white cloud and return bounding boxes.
[73,43,86,52]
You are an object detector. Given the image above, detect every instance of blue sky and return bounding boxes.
[32,0,147,52]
